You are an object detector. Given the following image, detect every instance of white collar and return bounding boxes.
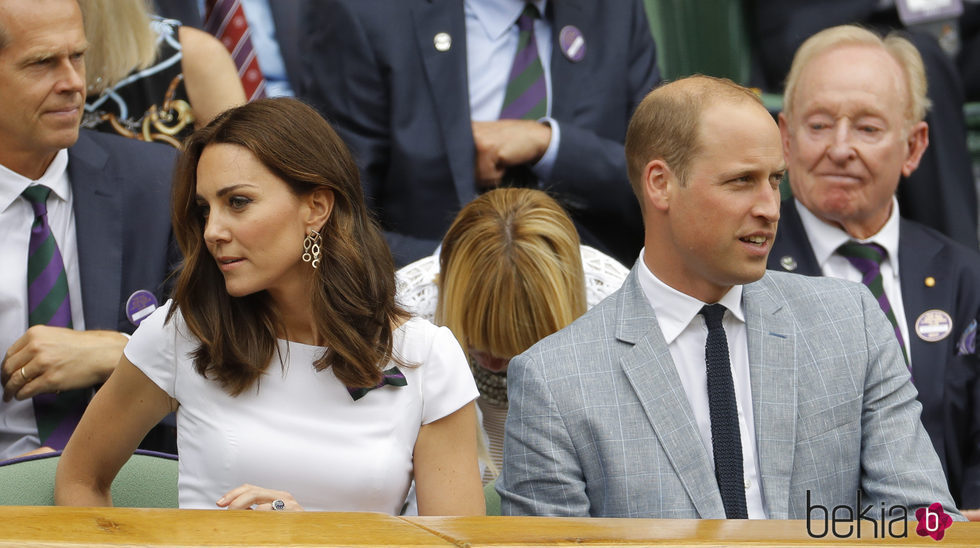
[0,149,70,213]
[794,196,901,275]
[635,249,745,345]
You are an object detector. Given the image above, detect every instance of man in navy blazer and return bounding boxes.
[301,0,660,266]
[0,0,177,459]
[769,25,980,513]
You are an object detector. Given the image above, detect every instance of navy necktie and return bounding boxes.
[700,304,748,519]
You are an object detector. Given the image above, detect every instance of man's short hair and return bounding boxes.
[783,25,930,123]
[624,75,763,199]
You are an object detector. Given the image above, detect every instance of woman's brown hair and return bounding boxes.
[169,97,406,395]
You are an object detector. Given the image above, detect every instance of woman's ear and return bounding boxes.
[306,188,335,231]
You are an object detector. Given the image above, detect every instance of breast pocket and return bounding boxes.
[797,396,862,441]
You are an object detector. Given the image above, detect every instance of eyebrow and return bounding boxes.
[20,44,89,66]
[195,183,257,201]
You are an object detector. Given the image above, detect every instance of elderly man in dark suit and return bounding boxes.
[769,24,980,516]
[0,0,177,459]
[302,0,660,266]
[749,0,978,250]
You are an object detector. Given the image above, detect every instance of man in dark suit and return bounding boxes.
[0,0,177,459]
[302,0,660,266]
[769,24,980,514]
[749,0,979,250]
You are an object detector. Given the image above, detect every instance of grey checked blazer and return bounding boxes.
[498,267,959,519]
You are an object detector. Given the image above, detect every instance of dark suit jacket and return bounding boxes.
[748,0,979,250]
[769,199,980,508]
[269,0,305,94]
[302,0,660,266]
[70,130,177,335]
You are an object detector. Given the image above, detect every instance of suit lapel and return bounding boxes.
[68,132,122,331]
[743,277,798,519]
[615,274,726,518]
[769,200,821,276]
[549,0,587,120]
[897,219,946,436]
[411,0,475,205]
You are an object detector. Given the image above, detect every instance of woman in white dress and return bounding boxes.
[55,98,484,514]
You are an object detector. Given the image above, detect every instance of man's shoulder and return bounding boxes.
[521,282,630,359]
[754,269,867,309]
[900,217,980,271]
[70,130,177,166]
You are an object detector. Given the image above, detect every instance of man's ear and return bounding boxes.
[901,120,929,178]
[305,188,335,231]
[778,112,793,160]
[643,159,674,212]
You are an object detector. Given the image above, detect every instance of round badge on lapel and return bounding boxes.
[126,290,159,327]
[779,256,797,271]
[559,25,586,62]
[433,32,452,52]
[915,309,953,342]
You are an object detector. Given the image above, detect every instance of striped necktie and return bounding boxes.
[837,242,910,367]
[700,304,748,519]
[22,185,86,449]
[499,4,547,120]
[205,0,267,101]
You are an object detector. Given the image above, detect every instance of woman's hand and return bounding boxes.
[217,483,304,511]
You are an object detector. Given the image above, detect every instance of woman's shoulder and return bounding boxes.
[393,317,460,362]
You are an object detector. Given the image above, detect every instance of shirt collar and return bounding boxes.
[636,249,745,344]
[465,0,548,41]
[0,149,70,213]
[794,196,901,275]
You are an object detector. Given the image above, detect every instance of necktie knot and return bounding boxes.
[837,241,886,272]
[517,4,540,31]
[22,185,51,218]
[700,303,726,330]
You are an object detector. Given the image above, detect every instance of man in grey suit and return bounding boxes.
[498,75,959,521]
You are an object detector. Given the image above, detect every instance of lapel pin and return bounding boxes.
[433,32,451,52]
[780,255,797,271]
[915,309,953,342]
[559,25,586,62]
[126,289,159,327]
[924,276,936,287]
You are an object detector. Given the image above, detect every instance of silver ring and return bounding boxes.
[19,368,27,381]
[271,499,285,511]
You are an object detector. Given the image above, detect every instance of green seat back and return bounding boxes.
[0,451,178,508]
[484,478,501,516]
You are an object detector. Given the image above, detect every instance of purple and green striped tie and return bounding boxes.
[22,185,85,449]
[837,241,910,368]
[499,4,547,120]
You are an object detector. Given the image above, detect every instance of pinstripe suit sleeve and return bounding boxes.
[498,351,590,516]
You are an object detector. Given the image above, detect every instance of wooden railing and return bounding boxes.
[0,506,977,546]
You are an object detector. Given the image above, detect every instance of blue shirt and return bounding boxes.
[465,0,559,180]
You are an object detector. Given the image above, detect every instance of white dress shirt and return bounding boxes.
[464,0,560,180]
[794,198,911,365]
[0,150,86,460]
[636,253,767,518]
